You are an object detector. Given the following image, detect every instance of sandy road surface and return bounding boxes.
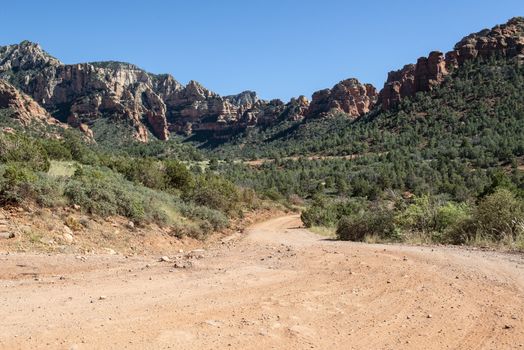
[1,215,524,349]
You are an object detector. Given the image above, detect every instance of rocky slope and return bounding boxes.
[307,78,377,118]
[0,78,69,135]
[0,79,55,125]
[0,17,522,142]
[0,42,314,142]
[379,16,524,109]
[306,17,524,115]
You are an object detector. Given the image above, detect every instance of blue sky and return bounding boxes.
[3,0,523,100]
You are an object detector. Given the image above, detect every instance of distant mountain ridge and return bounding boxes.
[379,16,524,109]
[0,17,522,142]
[0,41,312,142]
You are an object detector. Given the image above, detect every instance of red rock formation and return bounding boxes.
[380,17,524,109]
[307,78,377,118]
[0,79,59,126]
[78,123,94,139]
[379,64,415,110]
[0,79,97,139]
[286,95,310,121]
[414,51,448,92]
[0,42,370,139]
[2,17,522,141]
[448,17,524,66]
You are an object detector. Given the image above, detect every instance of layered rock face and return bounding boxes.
[307,79,378,118]
[0,79,61,127]
[1,17,522,142]
[379,17,524,109]
[0,42,179,142]
[0,41,313,142]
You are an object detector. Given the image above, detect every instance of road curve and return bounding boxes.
[0,215,523,349]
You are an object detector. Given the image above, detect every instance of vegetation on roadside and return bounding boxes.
[301,186,523,249]
[0,130,266,240]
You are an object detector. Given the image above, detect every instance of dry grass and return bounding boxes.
[309,226,336,238]
[48,161,76,177]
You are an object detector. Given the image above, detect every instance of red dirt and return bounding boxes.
[0,215,523,349]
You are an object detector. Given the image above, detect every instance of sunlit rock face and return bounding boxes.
[379,17,524,110]
[0,41,314,142]
[2,17,522,141]
[307,78,378,119]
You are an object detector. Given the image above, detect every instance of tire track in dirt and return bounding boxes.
[0,215,523,349]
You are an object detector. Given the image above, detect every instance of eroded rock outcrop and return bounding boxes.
[0,41,316,141]
[307,78,378,118]
[447,16,524,66]
[380,17,524,109]
[1,17,522,141]
[0,40,61,72]
[0,79,60,126]
[286,95,310,121]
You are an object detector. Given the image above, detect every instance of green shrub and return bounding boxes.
[64,167,149,222]
[301,197,367,228]
[103,157,194,194]
[336,216,366,242]
[0,164,64,206]
[435,202,470,231]
[62,131,99,165]
[0,133,50,172]
[336,209,396,242]
[240,188,259,209]
[262,188,284,201]
[40,139,73,161]
[178,202,229,230]
[435,202,473,243]
[474,188,524,241]
[184,175,241,215]
[442,215,476,245]
[62,165,207,225]
[301,197,338,228]
[120,193,146,222]
[0,164,38,204]
[395,195,442,235]
[109,157,167,190]
[169,221,203,240]
[31,174,66,207]
[164,160,193,191]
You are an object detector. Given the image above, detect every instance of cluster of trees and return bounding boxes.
[301,186,523,248]
[211,57,523,162]
[217,154,523,203]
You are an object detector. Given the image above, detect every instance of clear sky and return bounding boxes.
[2,0,523,101]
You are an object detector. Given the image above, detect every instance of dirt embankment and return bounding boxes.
[0,206,284,256]
[0,215,523,349]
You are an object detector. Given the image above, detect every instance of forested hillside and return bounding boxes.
[212,57,524,247]
[215,58,523,197]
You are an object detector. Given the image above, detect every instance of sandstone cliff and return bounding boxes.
[0,42,312,142]
[1,17,522,142]
[307,78,377,118]
[379,17,524,109]
[0,79,61,127]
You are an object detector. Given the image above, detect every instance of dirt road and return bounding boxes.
[1,215,523,349]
